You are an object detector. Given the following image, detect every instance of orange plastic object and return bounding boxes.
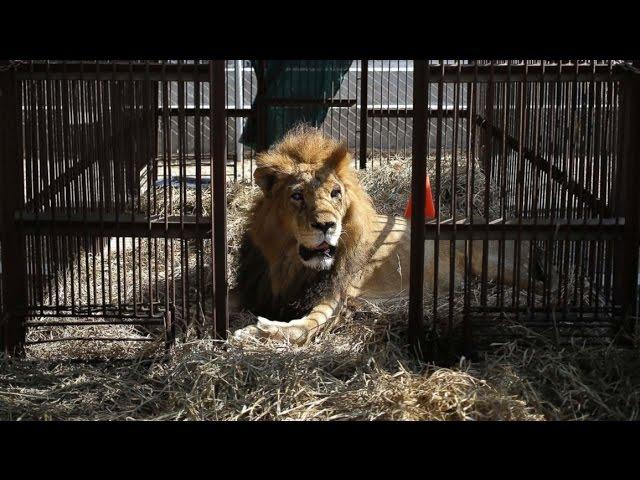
[403,175,436,219]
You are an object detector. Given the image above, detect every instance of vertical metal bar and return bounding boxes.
[386,60,392,161]
[480,63,494,310]
[143,62,154,319]
[526,63,543,313]
[161,61,173,344]
[603,63,615,304]
[0,64,27,355]
[513,64,528,318]
[463,66,476,355]
[194,60,203,336]
[497,64,511,311]
[448,62,461,338]
[359,59,369,169]
[95,63,107,316]
[255,60,267,153]
[235,60,244,178]
[112,65,123,315]
[33,73,44,311]
[614,67,640,337]
[408,59,428,354]
[378,61,384,166]
[177,61,187,329]
[403,61,409,158]
[433,62,443,328]
[211,60,228,338]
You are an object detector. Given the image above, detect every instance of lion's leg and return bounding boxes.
[233,294,344,346]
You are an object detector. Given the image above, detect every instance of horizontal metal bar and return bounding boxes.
[158,107,253,117]
[468,305,620,315]
[14,213,627,259]
[16,212,212,239]
[470,317,616,328]
[423,63,628,83]
[368,107,468,118]
[265,98,356,107]
[159,105,465,119]
[26,336,156,345]
[26,319,164,327]
[23,309,167,318]
[16,62,212,81]
[424,217,625,240]
[15,62,632,82]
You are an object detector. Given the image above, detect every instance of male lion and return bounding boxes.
[232,127,546,345]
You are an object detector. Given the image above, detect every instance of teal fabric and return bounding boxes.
[240,60,353,150]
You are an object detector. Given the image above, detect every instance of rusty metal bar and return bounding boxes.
[159,107,253,117]
[463,66,477,355]
[432,62,443,332]
[480,63,494,311]
[614,67,640,337]
[26,319,164,327]
[255,60,267,153]
[26,336,155,345]
[0,64,27,356]
[264,98,356,107]
[359,59,369,169]
[368,107,467,118]
[408,60,428,353]
[25,308,164,317]
[211,60,228,338]
[423,219,624,241]
[16,62,630,82]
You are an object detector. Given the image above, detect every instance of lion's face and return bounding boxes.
[252,129,356,271]
[282,168,348,270]
[257,164,350,270]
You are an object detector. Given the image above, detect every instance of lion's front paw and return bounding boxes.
[232,323,262,342]
[232,316,309,346]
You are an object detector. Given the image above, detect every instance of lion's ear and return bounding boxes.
[254,152,294,193]
[254,166,278,193]
[327,143,351,175]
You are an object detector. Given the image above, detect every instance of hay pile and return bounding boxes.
[4,318,640,420]
[2,156,639,421]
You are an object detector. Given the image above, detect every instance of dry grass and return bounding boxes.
[4,317,640,420]
[2,156,639,421]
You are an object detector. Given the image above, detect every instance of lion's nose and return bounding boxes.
[312,221,336,234]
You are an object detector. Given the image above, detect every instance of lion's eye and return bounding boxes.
[331,187,341,198]
[291,191,303,202]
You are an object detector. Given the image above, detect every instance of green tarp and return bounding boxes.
[240,60,353,150]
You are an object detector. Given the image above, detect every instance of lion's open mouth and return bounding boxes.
[298,242,337,261]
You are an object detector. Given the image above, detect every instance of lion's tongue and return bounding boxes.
[314,242,330,251]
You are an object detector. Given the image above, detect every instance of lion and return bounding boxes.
[232,126,550,346]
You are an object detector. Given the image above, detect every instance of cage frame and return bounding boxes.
[0,59,638,358]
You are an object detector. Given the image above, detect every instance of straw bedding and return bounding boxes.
[1,156,639,421]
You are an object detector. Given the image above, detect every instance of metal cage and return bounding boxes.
[1,60,639,357]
